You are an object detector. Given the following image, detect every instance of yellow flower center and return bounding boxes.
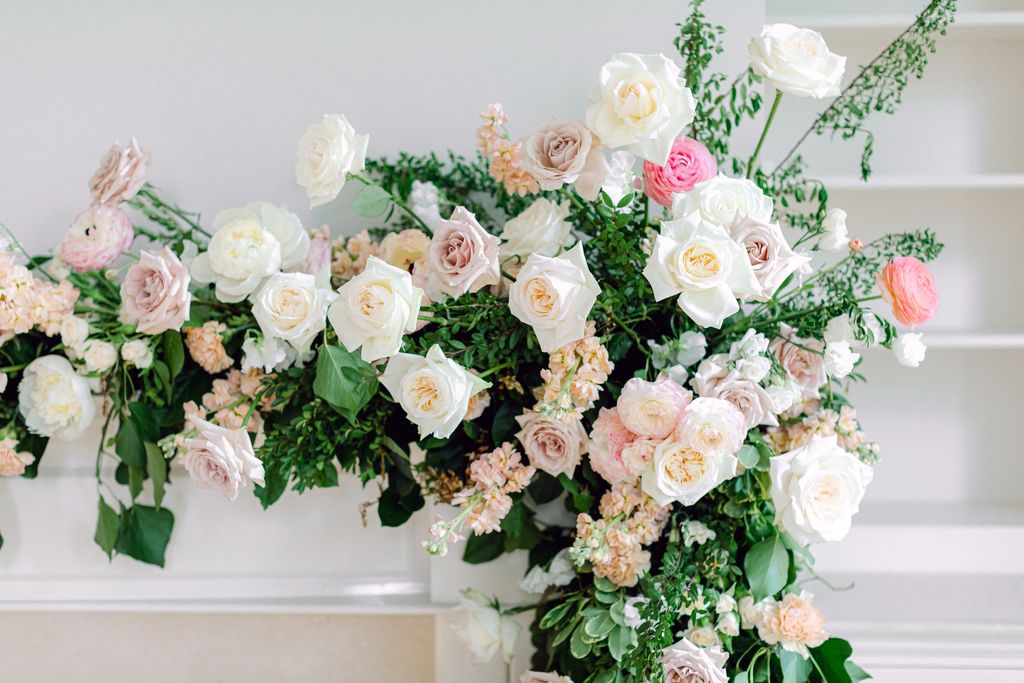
[407,373,442,415]
[525,277,556,318]
[664,447,708,485]
[681,244,722,281]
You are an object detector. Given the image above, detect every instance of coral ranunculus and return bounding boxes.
[642,136,717,207]
[876,256,938,326]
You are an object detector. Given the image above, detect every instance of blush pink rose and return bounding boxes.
[643,136,717,207]
[61,204,134,272]
[89,138,150,205]
[617,376,691,440]
[877,256,938,327]
[588,407,640,484]
[770,324,826,400]
[120,247,192,335]
[422,207,500,299]
[515,410,587,477]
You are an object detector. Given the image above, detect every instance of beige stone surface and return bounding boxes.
[0,612,435,682]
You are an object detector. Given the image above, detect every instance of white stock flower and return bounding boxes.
[121,340,154,369]
[191,202,310,303]
[83,340,118,373]
[181,418,265,500]
[893,333,927,368]
[18,355,97,440]
[241,335,296,373]
[380,345,489,439]
[499,199,572,276]
[770,435,873,545]
[519,549,575,594]
[823,341,859,378]
[820,208,850,252]
[585,52,696,165]
[672,174,774,228]
[447,589,521,664]
[644,214,759,328]
[508,243,600,352]
[749,24,846,99]
[295,114,368,207]
[252,272,335,356]
[327,256,423,363]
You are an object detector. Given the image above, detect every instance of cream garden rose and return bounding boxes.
[749,24,846,99]
[295,113,368,207]
[18,355,97,440]
[120,339,154,369]
[770,435,874,545]
[642,437,738,506]
[380,344,489,439]
[643,212,759,328]
[616,376,691,440]
[252,272,335,356]
[515,410,588,477]
[585,52,696,165]
[327,256,423,363]
[499,199,572,276]
[380,229,430,271]
[672,174,774,228]
[181,417,266,500]
[508,243,601,352]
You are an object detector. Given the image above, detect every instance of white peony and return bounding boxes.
[585,52,696,165]
[252,272,335,356]
[820,208,850,252]
[519,549,576,594]
[643,212,759,328]
[120,340,154,369]
[749,24,846,99]
[379,344,489,439]
[823,341,859,378]
[18,355,97,439]
[499,199,572,276]
[82,340,118,373]
[770,435,873,545]
[295,114,368,208]
[672,174,774,228]
[447,589,521,664]
[327,256,423,363]
[181,418,266,500]
[191,202,310,303]
[893,332,927,368]
[241,335,296,373]
[508,242,601,353]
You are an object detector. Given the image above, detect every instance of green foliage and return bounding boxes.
[313,344,379,424]
[351,183,393,217]
[744,533,791,600]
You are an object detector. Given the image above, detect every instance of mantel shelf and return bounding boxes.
[768,11,1024,37]
[817,174,1024,191]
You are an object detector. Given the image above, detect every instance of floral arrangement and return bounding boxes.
[0,1,955,681]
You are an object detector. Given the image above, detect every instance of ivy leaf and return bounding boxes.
[313,344,378,424]
[744,533,790,600]
[462,531,505,564]
[115,417,145,468]
[94,497,121,560]
[351,184,393,217]
[145,443,167,510]
[809,638,855,683]
[780,648,813,683]
[115,505,174,568]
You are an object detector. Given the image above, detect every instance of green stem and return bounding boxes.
[0,364,26,373]
[349,173,435,235]
[479,360,514,379]
[597,298,648,356]
[746,90,783,179]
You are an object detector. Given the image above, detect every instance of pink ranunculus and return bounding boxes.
[423,206,500,299]
[89,138,150,205]
[120,247,192,335]
[616,376,691,440]
[877,256,938,327]
[60,204,134,272]
[642,136,717,207]
[588,407,640,484]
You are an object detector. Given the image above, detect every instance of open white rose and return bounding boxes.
[121,339,154,369]
[447,588,521,664]
[823,340,859,378]
[643,212,759,329]
[380,344,489,439]
[672,174,774,228]
[820,207,850,252]
[770,434,873,545]
[500,199,572,276]
[642,437,739,506]
[508,242,600,352]
[252,272,335,356]
[585,52,696,165]
[191,202,309,303]
[327,256,423,363]
[181,417,266,500]
[18,355,97,440]
[893,332,927,367]
[677,397,746,457]
[749,24,846,99]
[295,114,368,208]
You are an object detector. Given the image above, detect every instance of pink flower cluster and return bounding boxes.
[0,250,78,342]
[642,136,717,207]
[452,442,535,535]
[477,103,539,197]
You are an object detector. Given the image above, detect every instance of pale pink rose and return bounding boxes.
[877,256,938,327]
[515,410,587,477]
[60,204,134,272]
[89,138,150,205]
[617,376,691,440]
[520,118,609,201]
[181,418,265,500]
[422,207,500,299]
[643,136,717,207]
[661,637,729,683]
[0,437,34,477]
[587,407,640,484]
[120,247,191,335]
[520,672,573,683]
[696,369,777,430]
[729,215,810,301]
[770,324,826,400]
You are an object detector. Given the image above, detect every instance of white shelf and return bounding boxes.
[923,333,1024,350]
[819,174,1024,191]
[769,11,1024,37]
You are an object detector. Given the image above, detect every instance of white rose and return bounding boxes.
[682,625,720,648]
[770,435,873,545]
[181,418,266,500]
[508,242,600,353]
[585,52,696,165]
[18,355,97,440]
[642,437,739,506]
[672,174,774,228]
[191,202,310,303]
[83,340,118,373]
[716,594,737,614]
[252,272,335,356]
[241,335,296,373]
[295,113,368,208]
[749,24,846,99]
[820,208,850,252]
[677,397,747,457]
[765,377,801,414]
[327,256,423,363]
[893,332,927,368]
[380,344,489,439]
[617,376,691,440]
[60,316,90,351]
[500,199,572,276]
[717,612,740,637]
[823,341,859,378]
[519,549,575,594]
[447,589,521,664]
[409,180,444,232]
[644,212,760,329]
[121,340,154,369]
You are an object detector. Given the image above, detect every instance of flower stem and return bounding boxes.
[349,173,434,236]
[746,90,783,179]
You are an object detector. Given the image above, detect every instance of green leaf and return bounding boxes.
[539,601,573,630]
[115,505,174,568]
[584,611,616,639]
[128,465,145,501]
[845,660,871,682]
[313,345,379,424]
[809,638,855,683]
[607,624,635,661]
[780,649,813,683]
[377,468,424,527]
[733,673,750,683]
[254,463,289,509]
[115,417,145,468]
[351,183,393,217]
[145,443,167,510]
[162,330,185,376]
[744,533,790,600]
[527,471,562,504]
[462,531,505,564]
[94,497,121,560]
[569,621,592,659]
[738,445,760,469]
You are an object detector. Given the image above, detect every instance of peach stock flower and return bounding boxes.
[877,256,938,326]
[643,136,717,207]
[185,321,233,374]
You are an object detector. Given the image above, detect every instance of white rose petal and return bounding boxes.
[500,199,573,276]
[18,355,97,440]
[642,437,739,507]
[447,589,521,664]
[241,335,296,373]
[893,333,927,368]
[295,114,368,208]
[749,24,846,99]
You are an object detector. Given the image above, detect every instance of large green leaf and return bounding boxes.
[145,443,167,510]
[780,648,813,682]
[162,330,185,376]
[115,417,145,468]
[744,533,790,600]
[810,638,856,683]
[462,531,505,564]
[351,183,393,217]
[94,497,121,560]
[115,505,174,568]
[313,344,378,424]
